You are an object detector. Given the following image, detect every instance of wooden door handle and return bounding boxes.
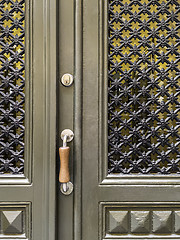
[59,129,74,195]
[59,146,70,183]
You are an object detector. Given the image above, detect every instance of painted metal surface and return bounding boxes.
[57,0,75,239]
[80,0,180,240]
[0,0,57,239]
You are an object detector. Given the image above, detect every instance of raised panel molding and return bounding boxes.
[100,202,180,239]
[99,0,180,186]
[0,0,32,185]
[0,203,31,239]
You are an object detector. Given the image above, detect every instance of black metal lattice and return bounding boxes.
[108,0,180,174]
[0,0,25,174]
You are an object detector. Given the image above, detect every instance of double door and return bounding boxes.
[0,0,180,240]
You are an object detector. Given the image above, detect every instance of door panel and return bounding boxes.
[0,0,27,176]
[100,202,180,238]
[0,0,56,239]
[107,0,180,176]
[58,0,180,240]
[82,0,180,240]
[0,0,31,184]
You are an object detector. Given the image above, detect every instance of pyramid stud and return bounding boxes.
[131,211,150,233]
[2,210,23,234]
[175,211,180,233]
[152,211,172,233]
[109,211,128,233]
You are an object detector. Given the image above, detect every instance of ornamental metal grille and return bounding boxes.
[108,0,180,174]
[0,0,25,174]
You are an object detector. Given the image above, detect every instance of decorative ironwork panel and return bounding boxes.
[0,0,25,174]
[108,0,180,174]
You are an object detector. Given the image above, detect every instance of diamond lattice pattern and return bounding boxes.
[108,0,180,174]
[0,0,25,174]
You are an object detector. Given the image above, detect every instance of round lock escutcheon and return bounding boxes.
[61,73,73,87]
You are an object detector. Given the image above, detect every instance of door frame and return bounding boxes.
[57,0,83,239]
[74,0,83,239]
[0,0,57,239]
[45,0,83,239]
[39,0,57,239]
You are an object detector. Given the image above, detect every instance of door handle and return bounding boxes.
[59,129,74,195]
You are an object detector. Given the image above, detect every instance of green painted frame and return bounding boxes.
[0,0,57,239]
[0,0,32,184]
[99,0,180,186]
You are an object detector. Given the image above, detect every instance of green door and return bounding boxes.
[0,0,56,239]
[1,0,180,240]
[58,0,180,240]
